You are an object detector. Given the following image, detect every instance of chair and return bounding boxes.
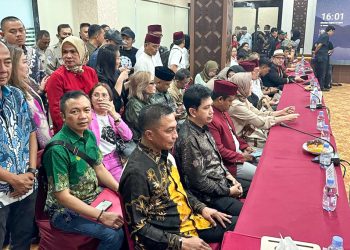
[209,243,221,250]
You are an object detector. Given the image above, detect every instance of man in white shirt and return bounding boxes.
[239,26,252,49]
[168,31,186,73]
[136,24,163,67]
[134,34,161,75]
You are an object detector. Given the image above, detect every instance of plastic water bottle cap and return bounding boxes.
[326,178,335,186]
[319,111,324,115]
[324,143,329,148]
[323,124,329,129]
[332,236,343,247]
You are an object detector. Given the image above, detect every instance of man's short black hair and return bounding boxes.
[60,91,90,113]
[226,65,245,78]
[57,24,71,34]
[259,57,272,67]
[175,68,190,81]
[271,27,278,33]
[183,85,212,115]
[1,16,23,30]
[80,23,90,29]
[36,30,50,41]
[121,26,131,32]
[138,104,174,134]
[325,25,335,32]
[88,24,102,38]
[101,24,110,30]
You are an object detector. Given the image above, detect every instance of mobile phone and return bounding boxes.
[95,200,113,211]
[300,75,308,81]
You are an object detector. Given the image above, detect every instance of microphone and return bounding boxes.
[279,122,340,166]
[292,82,324,109]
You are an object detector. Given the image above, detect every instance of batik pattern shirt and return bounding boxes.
[120,144,211,250]
[43,125,102,218]
[174,120,231,203]
[0,86,36,207]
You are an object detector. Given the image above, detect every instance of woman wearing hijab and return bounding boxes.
[228,72,299,148]
[46,36,98,134]
[194,60,219,86]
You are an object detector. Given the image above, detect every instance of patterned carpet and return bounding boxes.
[323,83,350,201]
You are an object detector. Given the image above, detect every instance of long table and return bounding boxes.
[222,83,350,249]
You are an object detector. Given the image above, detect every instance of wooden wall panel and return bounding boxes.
[190,0,234,76]
[292,0,308,50]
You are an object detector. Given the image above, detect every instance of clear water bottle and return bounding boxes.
[321,124,330,142]
[317,111,325,130]
[327,236,344,250]
[295,64,300,76]
[310,94,317,111]
[320,143,332,169]
[314,88,320,104]
[322,178,337,211]
[311,76,319,89]
[301,55,305,66]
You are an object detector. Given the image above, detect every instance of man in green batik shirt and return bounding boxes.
[42,91,124,250]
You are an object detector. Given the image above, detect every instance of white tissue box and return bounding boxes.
[260,236,321,250]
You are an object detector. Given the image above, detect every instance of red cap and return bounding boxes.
[148,24,162,33]
[173,31,184,41]
[213,80,238,96]
[145,34,161,44]
[239,59,259,72]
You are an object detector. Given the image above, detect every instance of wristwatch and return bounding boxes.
[114,117,121,124]
[27,167,38,177]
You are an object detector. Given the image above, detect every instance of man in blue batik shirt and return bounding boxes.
[0,41,38,249]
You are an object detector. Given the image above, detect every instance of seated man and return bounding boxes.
[120,104,235,250]
[261,49,302,90]
[42,91,124,249]
[168,68,191,121]
[174,85,250,217]
[208,80,257,181]
[151,66,177,112]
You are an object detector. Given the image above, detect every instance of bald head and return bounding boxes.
[0,41,12,86]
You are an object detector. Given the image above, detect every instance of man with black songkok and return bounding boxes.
[151,66,177,113]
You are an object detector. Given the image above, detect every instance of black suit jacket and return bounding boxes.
[261,63,288,90]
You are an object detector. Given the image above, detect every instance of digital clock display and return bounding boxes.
[321,13,344,21]
[313,0,350,64]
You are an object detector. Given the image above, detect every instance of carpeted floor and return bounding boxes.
[323,83,350,201]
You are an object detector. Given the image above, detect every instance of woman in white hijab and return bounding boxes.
[45,36,98,133]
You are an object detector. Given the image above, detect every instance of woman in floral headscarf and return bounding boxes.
[228,72,299,148]
[45,36,98,134]
[194,60,219,86]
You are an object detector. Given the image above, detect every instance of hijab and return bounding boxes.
[199,60,219,83]
[61,36,88,74]
[229,72,252,101]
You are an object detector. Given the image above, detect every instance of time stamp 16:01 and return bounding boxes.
[321,12,344,21]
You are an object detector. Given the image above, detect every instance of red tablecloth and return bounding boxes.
[222,83,350,249]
